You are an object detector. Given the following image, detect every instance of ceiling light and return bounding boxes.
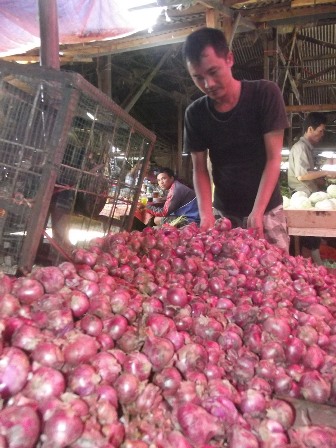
[126,0,164,30]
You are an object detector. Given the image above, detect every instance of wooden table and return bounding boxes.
[99,197,166,230]
[285,210,336,255]
[98,200,134,231]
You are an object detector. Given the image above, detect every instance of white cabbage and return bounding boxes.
[314,199,336,211]
[291,191,308,199]
[287,188,336,211]
[309,191,330,205]
[327,184,336,198]
[289,196,312,210]
[282,196,290,209]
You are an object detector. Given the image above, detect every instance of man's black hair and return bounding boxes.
[182,27,230,65]
[303,112,327,133]
[158,167,175,178]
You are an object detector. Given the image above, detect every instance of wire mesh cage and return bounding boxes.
[0,61,156,275]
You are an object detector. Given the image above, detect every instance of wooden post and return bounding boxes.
[274,28,279,83]
[97,56,112,97]
[206,8,220,28]
[176,100,183,178]
[221,16,233,46]
[38,0,60,70]
[289,93,294,146]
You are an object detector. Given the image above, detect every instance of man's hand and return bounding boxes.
[154,217,163,226]
[200,213,216,231]
[247,212,264,239]
[137,203,146,211]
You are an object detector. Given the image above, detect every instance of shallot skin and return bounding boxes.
[289,425,336,448]
[0,405,40,448]
[0,347,30,398]
[0,219,335,447]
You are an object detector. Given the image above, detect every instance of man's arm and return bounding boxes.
[191,151,215,230]
[247,129,284,238]
[298,170,336,181]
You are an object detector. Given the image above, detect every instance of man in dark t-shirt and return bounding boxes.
[183,27,290,252]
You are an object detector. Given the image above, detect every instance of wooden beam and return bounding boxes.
[206,8,221,28]
[291,0,335,7]
[278,46,301,104]
[99,58,189,105]
[122,45,177,113]
[281,27,298,94]
[297,34,336,51]
[229,13,241,50]
[303,53,336,62]
[72,26,202,59]
[2,55,40,63]
[303,65,336,81]
[286,104,336,112]
[96,55,112,97]
[176,100,183,178]
[198,0,232,16]
[148,83,189,105]
[226,0,259,6]
[245,4,336,24]
[302,80,336,87]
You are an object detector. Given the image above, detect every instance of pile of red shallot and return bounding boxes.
[0,218,336,447]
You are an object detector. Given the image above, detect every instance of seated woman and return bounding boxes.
[146,168,200,226]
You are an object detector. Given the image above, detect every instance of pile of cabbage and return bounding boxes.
[283,185,336,211]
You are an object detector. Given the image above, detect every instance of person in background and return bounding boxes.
[145,167,200,226]
[288,112,336,264]
[288,112,335,194]
[146,163,160,185]
[125,160,158,190]
[125,160,143,187]
[182,27,290,252]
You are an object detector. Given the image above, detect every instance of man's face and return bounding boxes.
[309,124,326,145]
[157,172,174,190]
[186,46,234,102]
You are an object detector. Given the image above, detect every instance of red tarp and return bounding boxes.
[0,0,163,57]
